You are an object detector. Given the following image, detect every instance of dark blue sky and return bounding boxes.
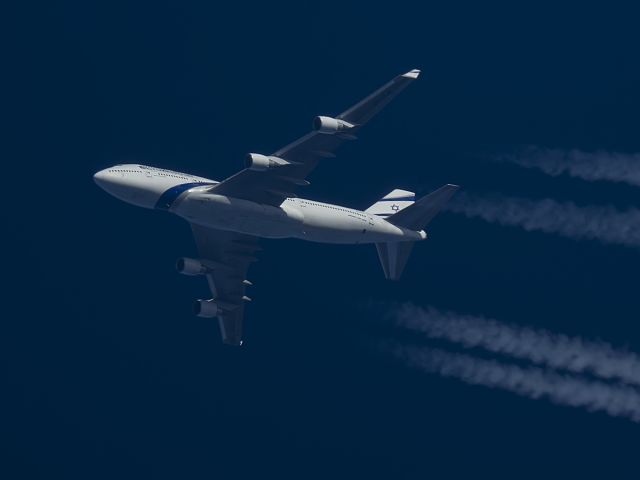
[5,1,640,478]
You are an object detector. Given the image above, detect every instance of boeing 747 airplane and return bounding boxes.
[94,69,458,345]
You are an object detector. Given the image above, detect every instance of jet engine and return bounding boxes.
[312,116,354,134]
[176,257,209,276]
[193,299,220,318]
[245,153,292,171]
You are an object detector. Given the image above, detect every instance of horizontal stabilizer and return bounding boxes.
[387,184,459,230]
[365,189,415,218]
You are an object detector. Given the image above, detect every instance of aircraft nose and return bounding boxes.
[93,169,110,189]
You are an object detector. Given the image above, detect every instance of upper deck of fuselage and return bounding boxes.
[104,164,216,184]
[93,164,216,208]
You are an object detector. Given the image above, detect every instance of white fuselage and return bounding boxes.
[94,164,426,244]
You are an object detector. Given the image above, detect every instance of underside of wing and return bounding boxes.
[208,69,421,206]
[188,224,260,346]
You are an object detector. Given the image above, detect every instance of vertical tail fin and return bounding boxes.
[375,242,415,281]
[365,189,415,219]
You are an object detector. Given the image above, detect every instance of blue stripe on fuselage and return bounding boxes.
[155,182,215,210]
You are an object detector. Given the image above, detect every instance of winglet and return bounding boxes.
[401,69,421,79]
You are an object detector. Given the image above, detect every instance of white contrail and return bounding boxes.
[445,192,640,248]
[501,147,640,187]
[387,343,640,422]
[393,304,640,387]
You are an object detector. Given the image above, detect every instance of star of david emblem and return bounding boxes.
[391,204,400,212]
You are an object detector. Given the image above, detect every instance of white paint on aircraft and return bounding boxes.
[94,69,458,345]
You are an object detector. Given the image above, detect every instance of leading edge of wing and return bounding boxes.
[337,68,420,125]
[207,68,421,206]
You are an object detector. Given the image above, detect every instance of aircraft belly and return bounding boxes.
[298,208,378,244]
[174,194,303,238]
[174,193,416,243]
[302,210,420,244]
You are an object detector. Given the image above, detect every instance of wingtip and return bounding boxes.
[402,69,421,79]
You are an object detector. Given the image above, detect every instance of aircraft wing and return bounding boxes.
[190,223,259,346]
[208,69,421,206]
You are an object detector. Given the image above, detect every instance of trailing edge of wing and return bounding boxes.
[190,224,259,346]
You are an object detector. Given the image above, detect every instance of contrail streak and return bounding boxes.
[445,192,640,247]
[501,147,640,187]
[393,304,640,387]
[387,343,640,422]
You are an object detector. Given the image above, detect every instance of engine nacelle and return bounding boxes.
[193,299,220,318]
[313,116,354,134]
[176,257,209,276]
[245,153,291,171]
